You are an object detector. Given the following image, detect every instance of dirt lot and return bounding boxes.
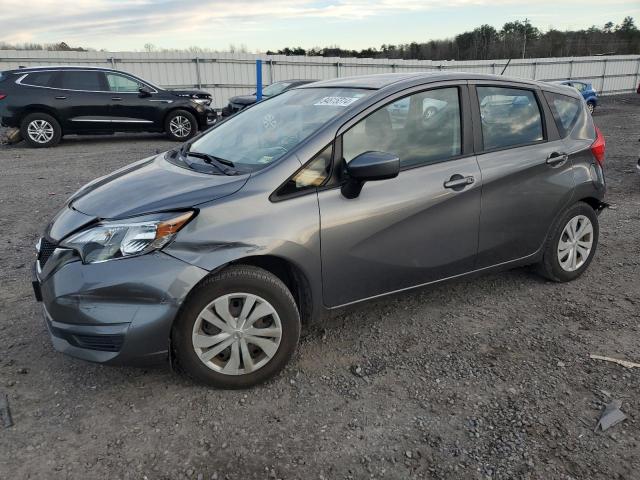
[0,95,639,480]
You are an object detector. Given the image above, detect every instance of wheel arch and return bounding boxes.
[19,105,64,130]
[176,254,317,326]
[163,106,199,125]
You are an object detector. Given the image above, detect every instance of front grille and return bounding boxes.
[71,334,124,352]
[38,238,56,266]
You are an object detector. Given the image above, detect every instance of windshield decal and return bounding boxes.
[314,96,360,107]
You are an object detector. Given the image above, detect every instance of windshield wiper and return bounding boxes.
[186,150,235,168]
[176,143,239,175]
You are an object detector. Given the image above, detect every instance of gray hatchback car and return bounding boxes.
[34,72,607,388]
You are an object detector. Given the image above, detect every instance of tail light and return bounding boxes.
[591,126,606,167]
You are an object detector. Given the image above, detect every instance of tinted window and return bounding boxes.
[23,71,57,87]
[544,91,582,137]
[343,87,461,169]
[106,73,142,92]
[477,86,543,150]
[60,71,106,91]
[277,144,332,197]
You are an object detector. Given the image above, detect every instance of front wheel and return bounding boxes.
[536,202,599,282]
[165,109,198,141]
[587,101,596,114]
[172,266,301,388]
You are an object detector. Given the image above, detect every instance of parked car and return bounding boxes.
[221,79,316,117]
[0,66,214,147]
[555,80,598,113]
[33,72,607,388]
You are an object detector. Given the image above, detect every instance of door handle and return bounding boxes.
[546,152,568,165]
[444,175,475,190]
[54,96,67,100]
[111,97,122,101]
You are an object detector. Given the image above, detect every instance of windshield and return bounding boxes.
[189,87,371,172]
[262,82,291,97]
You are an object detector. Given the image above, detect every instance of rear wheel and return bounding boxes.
[587,101,596,114]
[20,113,62,148]
[172,266,301,388]
[165,109,198,141]
[536,202,599,282]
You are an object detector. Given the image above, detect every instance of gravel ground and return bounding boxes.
[0,95,639,480]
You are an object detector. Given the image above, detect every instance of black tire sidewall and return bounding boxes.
[544,202,599,282]
[20,113,62,148]
[172,267,301,388]
[165,109,198,141]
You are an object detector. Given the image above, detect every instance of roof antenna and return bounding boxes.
[500,58,512,75]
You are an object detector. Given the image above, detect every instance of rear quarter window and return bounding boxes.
[544,91,582,137]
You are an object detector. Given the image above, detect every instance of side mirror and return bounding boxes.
[138,86,152,97]
[341,151,400,199]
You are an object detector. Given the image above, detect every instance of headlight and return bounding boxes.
[192,98,211,105]
[62,211,194,264]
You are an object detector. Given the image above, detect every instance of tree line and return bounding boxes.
[2,17,638,60]
[267,17,640,60]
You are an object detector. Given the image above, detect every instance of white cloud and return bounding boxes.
[0,0,630,48]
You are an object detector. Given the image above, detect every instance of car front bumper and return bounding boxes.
[34,251,209,366]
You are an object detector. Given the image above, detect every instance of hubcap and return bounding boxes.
[192,293,282,376]
[588,103,594,114]
[27,119,54,143]
[557,215,593,272]
[169,115,192,138]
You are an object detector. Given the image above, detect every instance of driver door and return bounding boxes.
[105,72,162,130]
[318,85,482,307]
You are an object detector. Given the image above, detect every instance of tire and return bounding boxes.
[171,265,301,388]
[536,201,599,282]
[587,101,596,114]
[20,112,62,148]
[165,109,198,141]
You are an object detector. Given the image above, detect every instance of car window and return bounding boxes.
[476,86,543,150]
[343,87,462,169]
[22,71,57,87]
[544,91,582,137]
[263,82,291,97]
[59,71,106,91]
[106,73,142,92]
[276,144,332,197]
[573,82,586,92]
[190,87,371,172]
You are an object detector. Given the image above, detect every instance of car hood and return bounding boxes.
[167,89,212,100]
[68,154,249,220]
[229,95,258,106]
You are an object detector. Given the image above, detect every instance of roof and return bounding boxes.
[5,65,116,74]
[298,71,582,98]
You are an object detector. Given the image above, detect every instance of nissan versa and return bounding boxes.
[33,73,607,388]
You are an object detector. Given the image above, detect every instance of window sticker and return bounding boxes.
[314,96,360,107]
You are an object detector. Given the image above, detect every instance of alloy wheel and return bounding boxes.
[169,115,192,138]
[557,215,593,272]
[27,119,54,144]
[191,293,282,375]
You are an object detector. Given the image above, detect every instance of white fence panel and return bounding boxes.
[1,50,638,108]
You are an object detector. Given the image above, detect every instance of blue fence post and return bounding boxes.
[256,59,263,101]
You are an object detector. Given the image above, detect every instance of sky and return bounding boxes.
[1,0,639,52]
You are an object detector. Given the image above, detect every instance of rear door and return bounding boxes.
[471,83,575,268]
[104,72,162,131]
[57,70,113,132]
[318,83,482,307]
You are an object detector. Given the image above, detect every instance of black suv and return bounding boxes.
[0,66,213,147]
